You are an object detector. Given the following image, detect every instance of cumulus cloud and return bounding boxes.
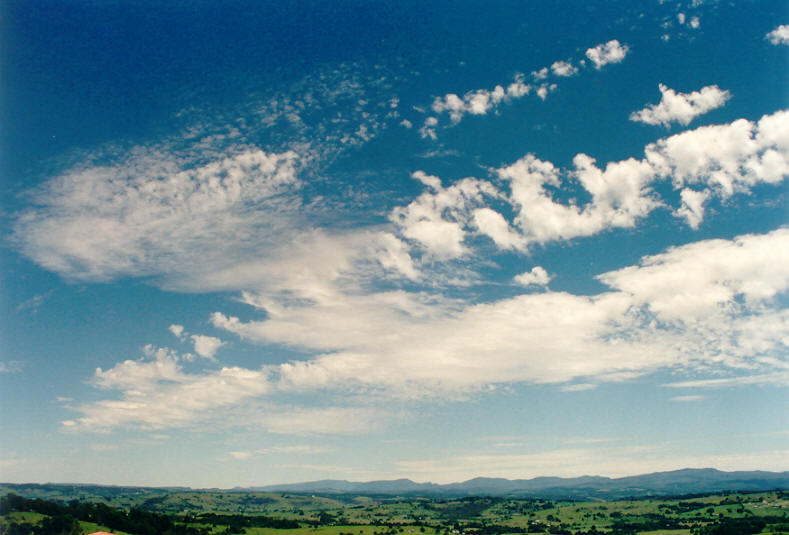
[499,153,657,244]
[169,324,185,339]
[391,172,498,259]
[17,111,788,291]
[190,334,224,359]
[389,110,789,253]
[766,24,789,45]
[598,229,789,321]
[430,78,531,126]
[550,60,578,77]
[585,40,629,69]
[630,84,731,127]
[427,38,626,131]
[676,188,710,229]
[514,266,551,287]
[472,208,526,250]
[644,110,789,200]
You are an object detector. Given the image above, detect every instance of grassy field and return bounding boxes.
[1,487,787,534]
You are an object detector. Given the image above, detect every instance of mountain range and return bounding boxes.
[242,468,789,500]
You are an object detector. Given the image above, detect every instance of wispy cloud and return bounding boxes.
[0,361,25,374]
[558,383,598,392]
[394,447,789,483]
[663,372,789,389]
[16,291,53,313]
[225,444,332,461]
[669,395,706,402]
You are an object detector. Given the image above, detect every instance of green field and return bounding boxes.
[1,486,787,535]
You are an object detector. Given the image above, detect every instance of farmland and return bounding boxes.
[1,484,788,535]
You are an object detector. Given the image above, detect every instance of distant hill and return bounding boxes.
[246,468,789,499]
[3,468,788,502]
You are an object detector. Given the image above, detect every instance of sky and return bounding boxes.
[1,0,788,488]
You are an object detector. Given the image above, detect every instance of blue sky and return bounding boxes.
[1,0,788,488]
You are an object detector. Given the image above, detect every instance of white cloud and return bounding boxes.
[68,225,789,433]
[550,60,578,77]
[396,111,789,250]
[14,147,301,287]
[585,40,629,69]
[689,16,700,29]
[472,208,526,250]
[630,84,731,127]
[17,111,787,298]
[427,38,622,131]
[535,83,556,100]
[431,79,531,126]
[213,229,789,400]
[66,346,271,431]
[598,229,789,321]
[676,188,709,229]
[225,446,332,461]
[257,445,330,455]
[531,67,549,80]
[169,324,185,339]
[663,372,789,389]
[190,334,224,359]
[514,266,551,287]
[419,117,438,140]
[645,110,789,198]
[499,153,657,244]
[766,24,789,45]
[558,383,598,392]
[391,172,498,259]
[670,395,705,402]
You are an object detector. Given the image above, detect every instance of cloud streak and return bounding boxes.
[425,39,625,133]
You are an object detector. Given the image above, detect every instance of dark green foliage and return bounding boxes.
[0,513,82,535]
[692,515,766,534]
[1,493,207,535]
